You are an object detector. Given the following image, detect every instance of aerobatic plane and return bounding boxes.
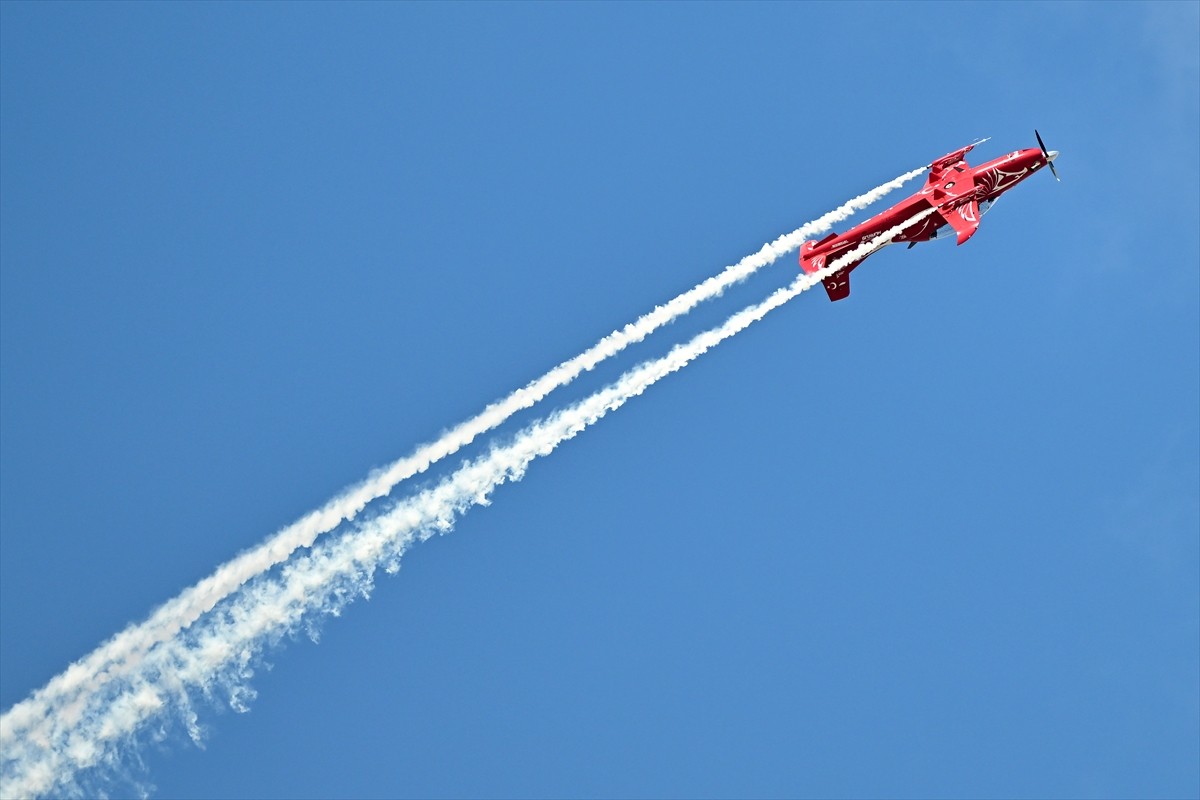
[800,132,1060,301]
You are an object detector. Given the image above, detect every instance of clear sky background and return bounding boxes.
[2,2,1197,798]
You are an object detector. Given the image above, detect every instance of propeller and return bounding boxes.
[1035,129,1060,181]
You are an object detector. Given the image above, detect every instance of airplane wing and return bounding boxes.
[937,199,981,245]
[928,139,986,179]
[929,161,980,245]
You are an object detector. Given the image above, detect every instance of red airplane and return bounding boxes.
[801,131,1060,301]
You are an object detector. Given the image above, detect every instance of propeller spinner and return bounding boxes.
[1035,129,1060,181]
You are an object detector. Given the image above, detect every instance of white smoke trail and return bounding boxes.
[1,207,938,800]
[0,165,927,756]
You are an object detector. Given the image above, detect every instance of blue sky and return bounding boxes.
[1,2,1197,798]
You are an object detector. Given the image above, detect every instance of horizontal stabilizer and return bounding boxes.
[822,269,851,302]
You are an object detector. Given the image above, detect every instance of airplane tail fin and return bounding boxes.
[799,235,853,302]
[799,233,837,274]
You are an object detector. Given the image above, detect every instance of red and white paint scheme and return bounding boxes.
[800,132,1060,301]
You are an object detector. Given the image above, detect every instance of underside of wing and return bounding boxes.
[938,199,981,245]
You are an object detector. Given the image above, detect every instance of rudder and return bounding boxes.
[799,233,838,274]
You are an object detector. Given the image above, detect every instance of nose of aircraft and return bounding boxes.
[1034,130,1060,181]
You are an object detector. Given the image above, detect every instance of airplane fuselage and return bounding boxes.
[799,139,1058,301]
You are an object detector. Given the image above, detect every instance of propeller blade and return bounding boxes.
[1035,129,1060,180]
